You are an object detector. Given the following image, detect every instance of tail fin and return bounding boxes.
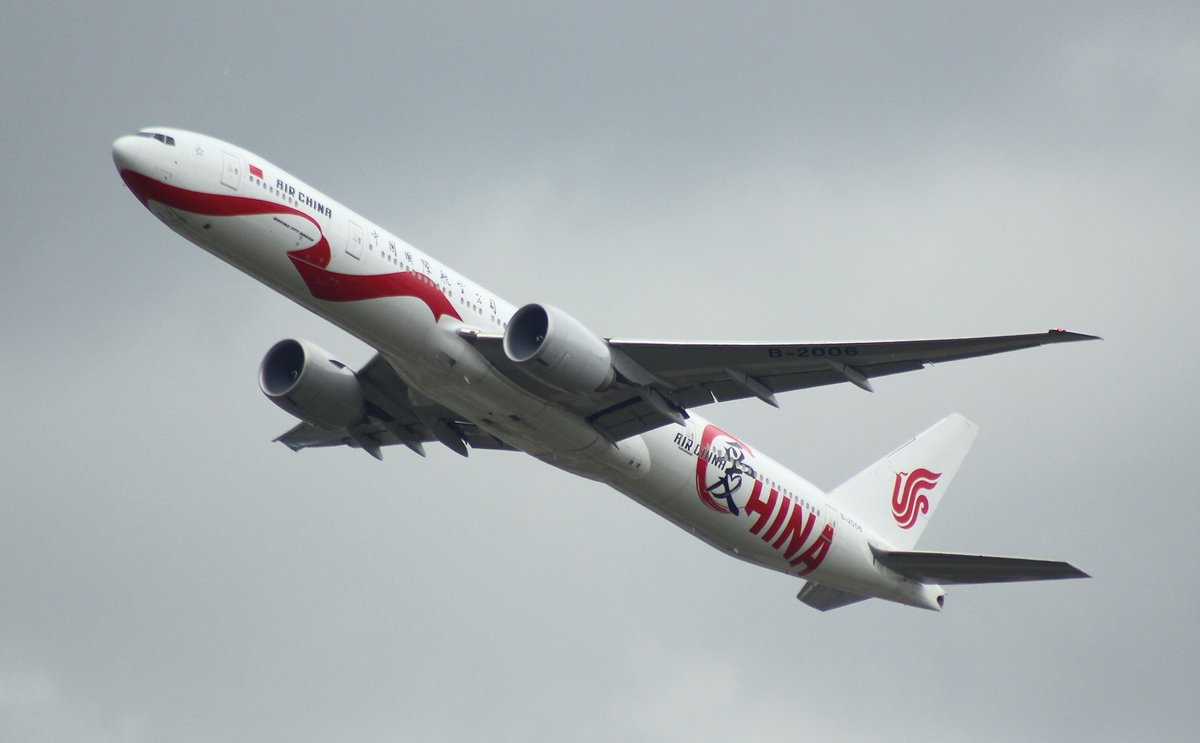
[830,414,979,550]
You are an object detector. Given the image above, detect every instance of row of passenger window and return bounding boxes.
[761,478,820,517]
[243,169,507,329]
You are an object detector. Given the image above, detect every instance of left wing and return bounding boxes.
[276,354,516,458]
[465,329,1099,442]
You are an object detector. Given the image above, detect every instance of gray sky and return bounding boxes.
[2,2,1197,741]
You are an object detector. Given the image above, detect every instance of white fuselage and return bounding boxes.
[113,128,942,610]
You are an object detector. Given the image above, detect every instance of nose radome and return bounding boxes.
[111,134,142,173]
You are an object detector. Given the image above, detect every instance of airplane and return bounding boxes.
[112,127,1094,612]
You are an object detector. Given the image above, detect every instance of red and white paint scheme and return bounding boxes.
[113,128,1093,611]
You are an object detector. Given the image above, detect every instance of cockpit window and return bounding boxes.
[137,131,175,146]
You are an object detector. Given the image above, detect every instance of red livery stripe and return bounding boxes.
[117,169,461,321]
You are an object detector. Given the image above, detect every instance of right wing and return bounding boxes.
[465,329,1099,442]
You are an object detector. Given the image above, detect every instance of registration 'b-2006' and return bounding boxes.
[767,346,859,359]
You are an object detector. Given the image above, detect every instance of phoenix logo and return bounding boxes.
[891,469,941,529]
[694,425,756,515]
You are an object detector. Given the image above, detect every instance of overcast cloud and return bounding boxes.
[1,2,1197,741]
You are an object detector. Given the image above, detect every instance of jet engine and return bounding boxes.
[259,338,365,429]
[502,303,616,393]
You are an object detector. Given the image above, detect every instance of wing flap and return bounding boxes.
[872,547,1090,584]
[275,418,515,454]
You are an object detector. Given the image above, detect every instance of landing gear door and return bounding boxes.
[346,221,363,259]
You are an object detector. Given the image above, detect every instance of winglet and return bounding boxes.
[1047,328,1102,342]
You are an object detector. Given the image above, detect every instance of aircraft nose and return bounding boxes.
[113,134,164,205]
[111,134,143,174]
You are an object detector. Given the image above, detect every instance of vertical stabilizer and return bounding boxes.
[830,414,979,550]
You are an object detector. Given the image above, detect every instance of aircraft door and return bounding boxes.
[346,220,363,259]
[220,152,241,191]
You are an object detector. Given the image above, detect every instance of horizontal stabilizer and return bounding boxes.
[872,546,1089,584]
[797,581,871,611]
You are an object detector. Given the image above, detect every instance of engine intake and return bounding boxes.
[259,338,365,429]
[503,304,615,393]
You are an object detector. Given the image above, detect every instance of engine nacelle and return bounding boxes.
[503,303,615,393]
[259,338,365,429]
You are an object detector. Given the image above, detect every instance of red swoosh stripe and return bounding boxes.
[119,170,461,321]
